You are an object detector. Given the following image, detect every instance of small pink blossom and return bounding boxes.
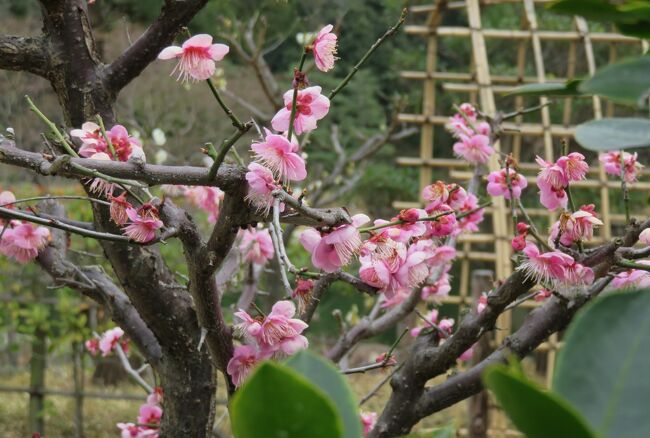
[423,204,458,238]
[611,260,650,290]
[122,205,163,243]
[360,411,377,436]
[137,403,162,427]
[239,228,274,265]
[457,193,484,234]
[99,327,124,357]
[271,86,330,135]
[556,152,588,182]
[251,129,307,182]
[459,345,474,362]
[109,192,132,226]
[535,289,552,301]
[536,156,567,188]
[292,278,314,314]
[245,162,280,214]
[227,345,260,388]
[185,186,225,222]
[453,134,494,164]
[158,34,229,82]
[517,242,573,285]
[234,300,308,357]
[0,222,50,263]
[117,422,153,438]
[422,181,449,210]
[108,125,143,162]
[511,234,527,251]
[600,151,644,183]
[477,292,488,314]
[640,228,650,246]
[410,309,439,337]
[147,387,163,406]
[311,25,338,72]
[549,205,603,246]
[299,214,369,272]
[86,152,116,197]
[486,168,528,200]
[85,339,99,356]
[421,270,452,301]
[71,122,106,157]
[446,114,474,138]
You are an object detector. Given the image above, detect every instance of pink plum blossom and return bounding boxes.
[421,181,449,209]
[117,422,155,438]
[556,152,588,182]
[137,403,162,427]
[549,205,603,246]
[71,122,106,157]
[535,289,552,302]
[239,228,274,265]
[245,162,281,214]
[227,345,260,388]
[459,345,474,362]
[86,152,115,197]
[251,129,307,182]
[122,205,163,243]
[185,186,225,222]
[85,339,99,356]
[517,242,573,285]
[107,125,143,162]
[292,278,314,314]
[410,309,439,337]
[271,86,330,135]
[311,25,338,72]
[109,192,132,226]
[299,214,369,272]
[640,228,650,246]
[600,151,644,183]
[477,292,488,314]
[446,114,474,138]
[0,222,50,263]
[158,34,229,82]
[452,134,494,164]
[99,327,124,357]
[456,193,484,234]
[360,411,377,437]
[423,204,458,238]
[611,260,650,290]
[234,300,308,357]
[487,168,528,200]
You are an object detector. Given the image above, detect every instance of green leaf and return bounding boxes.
[231,361,344,438]
[506,80,584,97]
[579,56,650,107]
[575,118,650,151]
[548,0,624,21]
[483,366,595,438]
[553,289,650,438]
[430,425,456,438]
[285,351,363,438]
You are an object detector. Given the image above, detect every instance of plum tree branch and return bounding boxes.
[0,35,49,77]
[104,0,210,92]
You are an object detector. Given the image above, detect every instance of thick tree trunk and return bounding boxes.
[36,2,218,435]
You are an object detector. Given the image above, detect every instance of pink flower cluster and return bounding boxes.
[421,182,484,235]
[446,103,494,164]
[0,220,50,263]
[228,301,308,387]
[85,327,128,357]
[535,153,588,210]
[117,388,163,438]
[487,168,528,200]
[161,185,225,223]
[122,204,164,243]
[600,151,643,183]
[71,122,144,163]
[299,214,369,272]
[239,228,274,265]
[549,204,602,247]
[518,242,594,287]
[611,260,650,290]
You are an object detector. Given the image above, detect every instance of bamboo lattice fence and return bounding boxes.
[397,0,648,434]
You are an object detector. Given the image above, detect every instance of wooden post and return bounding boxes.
[28,329,47,435]
[467,270,493,438]
[72,341,84,438]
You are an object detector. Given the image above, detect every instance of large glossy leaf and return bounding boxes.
[506,80,583,97]
[285,351,363,438]
[574,118,650,151]
[548,1,650,38]
[230,361,344,438]
[483,366,595,438]
[579,56,650,107]
[548,0,624,20]
[553,289,650,438]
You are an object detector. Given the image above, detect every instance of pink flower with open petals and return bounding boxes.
[556,152,588,182]
[85,339,99,356]
[99,327,124,357]
[185,186,224,222]
[108,125,143,162]
[549,205,603,246]
[361,411,378,437]
[234,300,308,357]
[239,228,274,265]
[611,260,650,290]
[299,214,369,272]
[86,152,116,197]
[640,228,650,246]
[137,403,162,427]
[487,168,528,200]
[536,156,567,188]
[517,242,573,285]
[600,151,643,183]
[0,222,50,263]
[227,345,260,388]
[158,34,229,82]
[71,122,107,157]
[122,205,163,243]
[312,25,338,72]
[251,129,306,182]
[245,162,281,214]
[453,134,494,164]
[117,422,150,438]
[109,192,132,226]
[271,86,330,135]
[424,204,458,238]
